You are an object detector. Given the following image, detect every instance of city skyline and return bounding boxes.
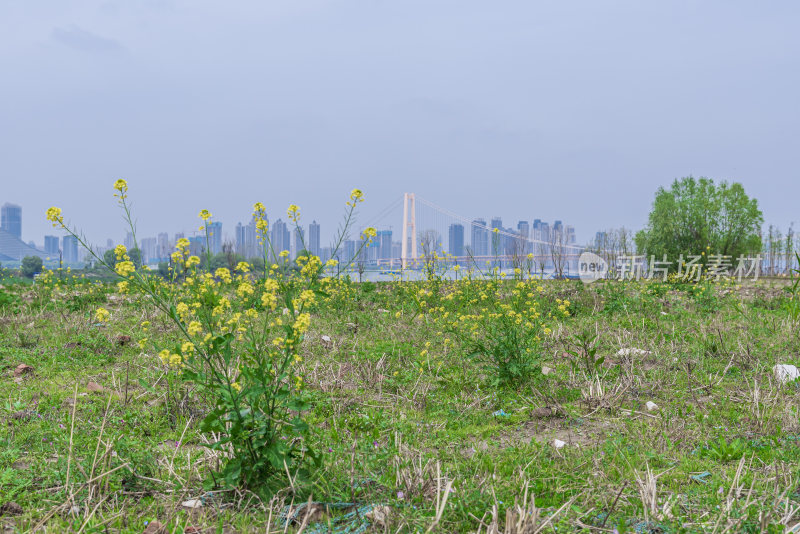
[0,195,585,266]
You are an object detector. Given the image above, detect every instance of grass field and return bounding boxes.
[2,270,800,533]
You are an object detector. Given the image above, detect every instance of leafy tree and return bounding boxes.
[128,247,142,268]
[103,249,117,268]
[636,177,763,266]
[21,256,43,278]
[209,253,231,271]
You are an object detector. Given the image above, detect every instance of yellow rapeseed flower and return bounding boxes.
[46,207,63,227]
[94,307,110,322]
[115,261,135,277]
[215,268,232,283]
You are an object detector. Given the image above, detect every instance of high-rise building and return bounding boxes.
[63,235,79,264]
[188,236,205,257]
[271,219,290,257]
[320,246,332,263]
[207,222,223,255]
[140,237,158,264]
[246,219,257,258]
[235,222,247,257]
[565,225,576,245]
[44,235,60,256]
[309,221,321,258]
[540,222,551,243]
[470,219,489,256]
[158,233,171,260]
[448,224,464,258]
[1,203,22,239]
[293,227,305,258]
[595,231,607,248]
[532,219,542,241]
[490,217,503,254]
[516,221,530,256]
[235,218,258,259]
[124,232,134,251]
[343,239,360,264]
[377,230,392,260]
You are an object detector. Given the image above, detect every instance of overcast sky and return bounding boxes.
[1,1,798,246]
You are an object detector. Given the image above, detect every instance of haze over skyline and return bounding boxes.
[2,1,798,247]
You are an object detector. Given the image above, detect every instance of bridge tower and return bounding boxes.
[401,192,417,270]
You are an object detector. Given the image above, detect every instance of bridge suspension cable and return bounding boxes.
[413,195,586,251]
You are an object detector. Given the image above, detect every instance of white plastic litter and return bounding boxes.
[774,364,800,384]
[553,439,566,449]
[616,348,651,357]
[645,401,659,412]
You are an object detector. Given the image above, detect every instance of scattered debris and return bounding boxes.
[492,409,509,417]
[280,502,389,533]
[774,364,800,384]
[690,471,712,484]
[10,410,34,422]
[0,502,23,516]
[645,401,659,412]
[616,348,651,357]
[181,499,204,509]
[87,382,105,393]
[531,406,559,419]
[143,521,165,534]
[13,364,34,377]
[365,505,391,528]
[321,335,333,348]
[553,439,567,449]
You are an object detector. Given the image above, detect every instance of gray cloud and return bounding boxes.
[0,1,796,247]
[51,25,125,53]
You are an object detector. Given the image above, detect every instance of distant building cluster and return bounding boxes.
[0,199,578,271]
[0,203,49,263]
[454,218,576,257]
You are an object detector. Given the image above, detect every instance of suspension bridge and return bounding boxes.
[352,193,586,275]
